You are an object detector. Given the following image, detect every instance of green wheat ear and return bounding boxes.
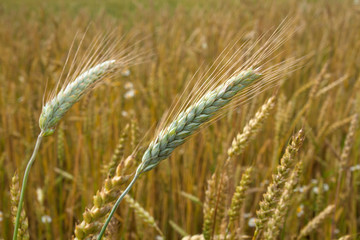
[13,60,117,240]
[139,68,261,173]
[97,68,261,239]
[39,60,116,135]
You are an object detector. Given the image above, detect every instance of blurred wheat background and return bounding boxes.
[0,0,360,239]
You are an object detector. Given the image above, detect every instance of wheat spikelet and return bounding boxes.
[297,205,335,240]
[263,162,302,240]
[123,194,163,236]
[324,115,354,137]
[271,94,286,164]
[228,96,275,157]
[10,173,29,240]
[254,129,304,238]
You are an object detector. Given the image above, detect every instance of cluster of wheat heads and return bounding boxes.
[11,31,147,240]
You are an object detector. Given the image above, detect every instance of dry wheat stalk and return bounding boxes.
[106,124,129,177]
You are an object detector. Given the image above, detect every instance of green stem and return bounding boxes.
[13,132,43,240]
[97,168,141,240]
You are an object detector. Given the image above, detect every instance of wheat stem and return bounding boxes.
[13,132,44,240]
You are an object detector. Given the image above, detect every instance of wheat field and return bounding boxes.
[0,0,360,239]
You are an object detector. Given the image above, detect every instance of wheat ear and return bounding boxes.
[13,60,118,240]
[98,68,262,239]
[263,162,302,240]
[227,167,253,234]
[123,194,163,236]
[297,205,335,240]
[228,96,275,157]
[253,129,304,239]
[74,157,133,239]
[39,60,116,136]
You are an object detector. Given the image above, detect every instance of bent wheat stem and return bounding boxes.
[13,132,44,240]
